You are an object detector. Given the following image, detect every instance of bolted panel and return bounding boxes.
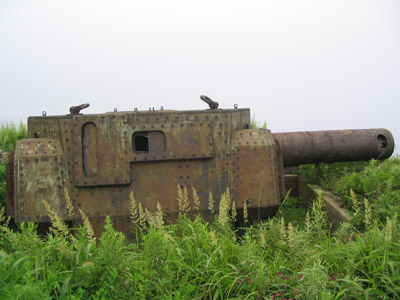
[72,115,132,187]
[231,129,281,210]
[13,138,69,222]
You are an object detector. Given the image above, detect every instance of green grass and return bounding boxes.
[1,194,400,299]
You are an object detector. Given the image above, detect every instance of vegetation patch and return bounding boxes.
[297,158,400,228]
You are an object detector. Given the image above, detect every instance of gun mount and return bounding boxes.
[5,99,394,236]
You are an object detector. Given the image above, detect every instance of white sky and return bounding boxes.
[0,0,399,154]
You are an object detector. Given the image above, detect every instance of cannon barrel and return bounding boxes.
[273,128,395,167]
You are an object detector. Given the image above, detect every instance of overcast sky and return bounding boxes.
[1,0,399,154]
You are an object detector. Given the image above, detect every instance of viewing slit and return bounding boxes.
[82,122,98,177]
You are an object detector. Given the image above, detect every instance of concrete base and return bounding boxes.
[284,174,352,231]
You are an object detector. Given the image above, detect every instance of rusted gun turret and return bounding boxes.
[5,98,394,236]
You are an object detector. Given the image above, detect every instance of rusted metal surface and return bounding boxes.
[13,138,67,222]
[273,129,394,167]
[231,129,282,212]
[5,102,395,235]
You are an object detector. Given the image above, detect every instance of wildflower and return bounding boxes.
[138,202,146,229]
[277,272,282,277]
[363,197,372,228]
[350,189,360,217]
[192,187,200,211]
[42,200,72,239]
[163,233,176,243]
[218,189,231,226]
[156,202,165,227]
[243,200,249,223]
[64,186,74,218]
[210,230,218,246]
[79,208,96,243]
[177,185,190,213]
[144,208,153,225]
[129,191,139,225]
[260,231,267,248]
[231,200,237,222]
[208,192,214,213]
[330,275,336,280]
